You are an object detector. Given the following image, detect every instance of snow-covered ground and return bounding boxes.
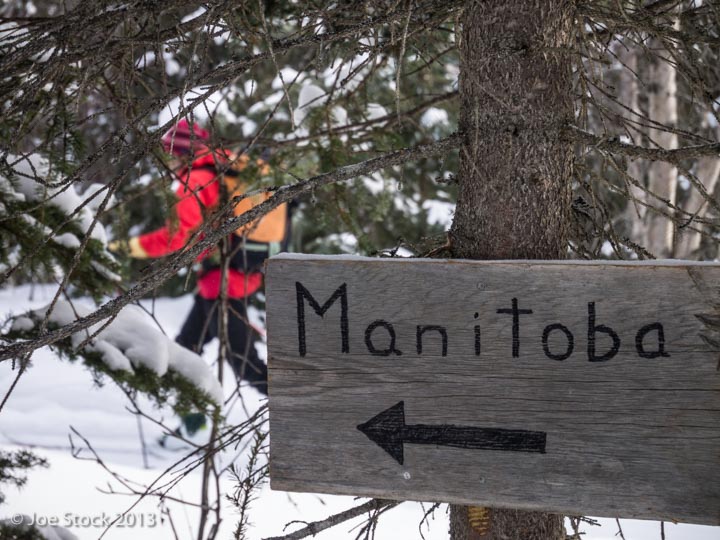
[0,284,717,539]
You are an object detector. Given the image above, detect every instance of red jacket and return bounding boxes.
[138,152,263,300]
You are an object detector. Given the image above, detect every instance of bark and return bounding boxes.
[449,0,574,260]
[448,0,572,538]
[450,506,565,540]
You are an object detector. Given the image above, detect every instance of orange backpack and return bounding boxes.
[219,152,288,245]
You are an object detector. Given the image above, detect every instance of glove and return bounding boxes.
[107,239,124,253]
[127,237,149,259]
[108,238,149,259]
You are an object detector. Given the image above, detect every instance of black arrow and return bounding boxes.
[357,401,547,465]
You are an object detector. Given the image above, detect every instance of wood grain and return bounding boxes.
[266,255,720,525]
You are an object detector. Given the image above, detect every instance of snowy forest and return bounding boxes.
[0,0,719,539]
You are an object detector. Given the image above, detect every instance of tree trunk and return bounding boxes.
[617,43,649,244]
[674,153,720,259]
[644,31,679,257]
[449,0,574,260]
[448,0,573,538]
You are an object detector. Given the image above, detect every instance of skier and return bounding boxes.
[111,119,287,434]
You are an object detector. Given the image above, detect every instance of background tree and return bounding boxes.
[0,0,718,539]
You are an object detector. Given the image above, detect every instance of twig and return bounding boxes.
[616,518,626,540]
[136,414,149,470]
[263,499,399,540]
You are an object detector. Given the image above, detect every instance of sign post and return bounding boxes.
[266,254,720,525]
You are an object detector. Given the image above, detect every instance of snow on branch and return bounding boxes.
[10,299,223,407]
[0,153,121,297]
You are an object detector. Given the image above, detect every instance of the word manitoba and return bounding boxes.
[295,282,669,362]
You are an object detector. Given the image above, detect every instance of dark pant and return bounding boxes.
[176,295,268,395]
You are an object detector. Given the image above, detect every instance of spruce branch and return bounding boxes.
[0,133,460,363]
[567,126,720,163]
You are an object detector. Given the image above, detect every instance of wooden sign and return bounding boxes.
[265,255,720,525]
